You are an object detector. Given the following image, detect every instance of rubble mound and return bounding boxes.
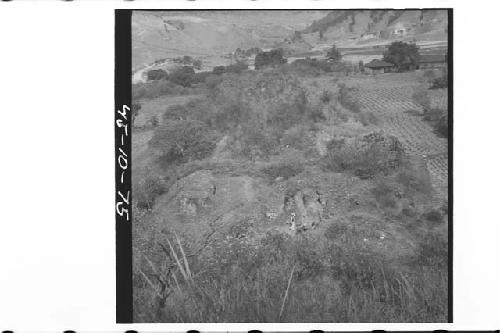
[284,187,326,231]
[153,170,283,245]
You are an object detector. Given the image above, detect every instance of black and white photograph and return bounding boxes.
[6,0,500,331]
[125,9,451,323]
[5,0,500,330]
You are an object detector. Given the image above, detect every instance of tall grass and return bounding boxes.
[133,228,447,322]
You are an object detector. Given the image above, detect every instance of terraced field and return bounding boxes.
[348,73,449,197]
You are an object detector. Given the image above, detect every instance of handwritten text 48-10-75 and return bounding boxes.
[116,105,130,221]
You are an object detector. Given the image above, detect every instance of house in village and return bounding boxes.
[360,32,379,40]
[392,22,411,36]
[364,59,394,74]
[417,54,447,70]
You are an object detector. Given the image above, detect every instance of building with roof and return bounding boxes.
[392,22,411,36]
[418,54,447,69]
[364,59,395,74]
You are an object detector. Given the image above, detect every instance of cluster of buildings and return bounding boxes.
[363,53,447,74]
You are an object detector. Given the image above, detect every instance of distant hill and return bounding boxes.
[132,10,448,71]
[132,11,325,70]
[301,10,448,46]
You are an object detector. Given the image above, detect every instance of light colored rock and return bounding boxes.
[284,188,326,231]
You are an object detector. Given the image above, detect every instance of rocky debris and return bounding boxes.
[284,187,326,231]
[211,135,232,162]
[175,170,216,216]
[154,170,284,246]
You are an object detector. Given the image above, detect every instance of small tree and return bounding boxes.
[225,60,248,74]
[326,44,342,62]
[383,41,420,72]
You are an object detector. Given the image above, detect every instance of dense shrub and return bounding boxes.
[225,61,249,74]
[173,55,202,70]
[146,69,169,81]
[423,69,436,79]
[192,71,212,84]
[320,90,332,104]
[204,74,224,90]
[330,61,355,74]
[288,58,332,76]
[168,66,196,87]
[338,84,362,113]
[185,98,215,125]
[260,158,304,181]
[325,142,392,179]
[149,120,218,167]
[424,209,444,223]
[413,232,448,267]
[307,103,327,122]
[210,100,247,131]
[422,108,448,138]
[357,112,379,126]
[230,125,280,160]
[255,49,287,70]
[134,174,166,210]
[266,90,308,130]
[358,60,364,72]
[212,66,226,75]
[326,138,345,151]
[163,104,189,122]
[371,180,398,209]
[436,114,448,138]
[149,115,159,128]
[210,71,312,158]
[412,87,431,111]
[131,103,142,126]
[286,58,355,76]
[211,62,249,75]
[396,158,433,195]
[132,84,147,100]
[323,133,404,179]
[430,76,448,89]
[192,59,202,70]
[132,80,187,100]
[234,47,263,58]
